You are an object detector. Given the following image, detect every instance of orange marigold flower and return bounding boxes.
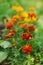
[6,22,13,29]
[5,18,15,29]
[19,23,35,31]
[12,5,23,12]
[9,19,15,23]
[27,24,35,31]
[5,30,15,39]
[19,23,27,29]
[5,33,12,38]
[22,44,32,54]
[12,15,20,21]
[21,32,32,40]
[17,6,23,12]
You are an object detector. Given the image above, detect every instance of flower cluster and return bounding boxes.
[0,0,42,64]
[19,24,35,31]
[4,5,38,55]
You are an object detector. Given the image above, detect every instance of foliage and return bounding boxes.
[0,0,43,65]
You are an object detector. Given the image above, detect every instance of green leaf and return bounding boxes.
[0,51,8,63]
[35,63,40,65]
[0,41,12,49]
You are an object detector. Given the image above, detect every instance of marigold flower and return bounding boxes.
[12,5,23,12]
[19,23,35,31]
[19,23,26,29]
[5,18,15,29]
[28,12,37,21]
[21,32,32,40]
[19,23,27,29]
[6,22,13,29]
[17,6,23,12]
[5,30,15,39]
[12,15,20,21]
[22,44,32,54]
[28,12,36,18]
[27,24,35,31]
[32,16,37,21]
[9,19,15,23]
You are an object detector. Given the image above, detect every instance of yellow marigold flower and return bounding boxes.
[17,6,23,12]
[21,12,28,18]
[32,16,37,21]
[12,6,17,10]
[29,6,35,10]
[12,5,23,12]
[24,18,31,22]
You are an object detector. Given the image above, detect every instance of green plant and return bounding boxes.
[0,0,43,65]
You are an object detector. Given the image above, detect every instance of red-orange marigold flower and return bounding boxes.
[5,18,15,29]
[22,44,32,54]
[5,30,15,39]
[21,32,32,40]
[28,12,36,18]
[27,24,35,31]
[6,22,14,29]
